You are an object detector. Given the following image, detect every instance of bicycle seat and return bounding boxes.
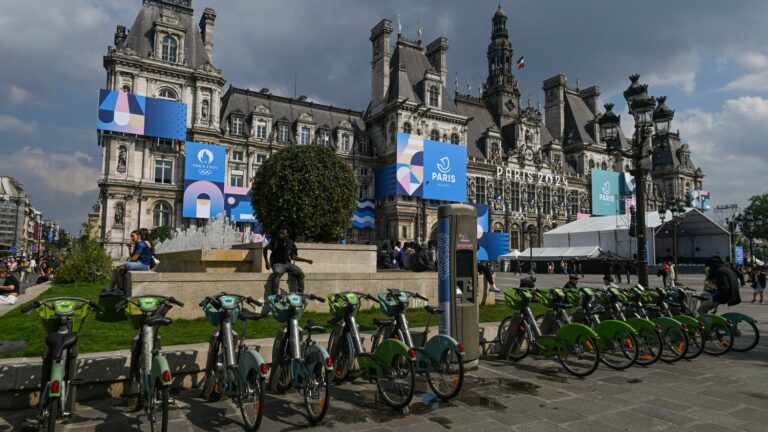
[553,302,572,309]
[304,320,325,334]
[144,316,172,327]
[240,309,262,321]
[425,305,444,315]
[45,332,78,359]
[373,318,394,327]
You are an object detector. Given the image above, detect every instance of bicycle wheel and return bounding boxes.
[730,320,759,352]
[703,323,733,355]
[149,380,169,432]
[557,336,600,377]
[635,328,663,366]
[498,316,530,361]
[376,354,415,410]
[45,397,58,432]
[239,369,264,432]
[426,348,464,401]
[202,339,224,401]
[332,335,354,385]
[659,327,688,363]
[303,362,331,425]
[600,331,639,370]
[683,327,705,360]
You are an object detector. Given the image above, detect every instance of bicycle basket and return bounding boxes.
[267,294,295,323]
[328,292,359,318]
[503,289,532,310]
[37,300,92,334]
[203,301,239,326]
[666,288,684,305]
[377,291,407,317]
[532,289,555,308]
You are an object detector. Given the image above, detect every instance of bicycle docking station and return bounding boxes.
[437,204,480,368]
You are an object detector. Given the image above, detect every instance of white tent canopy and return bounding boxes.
[543,208,731,261]
[500,246,602,261]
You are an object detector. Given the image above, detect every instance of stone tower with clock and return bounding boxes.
[484,6,521,126]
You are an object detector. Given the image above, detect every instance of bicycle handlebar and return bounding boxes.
[21,301,40,314]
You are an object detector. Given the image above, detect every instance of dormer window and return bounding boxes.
[428,85,440,107]
[255,119,267,140]
[158,88,177,100]
[300,126,311,145]
[278,124,289,143]
[341,133,351,152]
[161,36,178,63]
[319,130,330,147]
[430,129,440,141]
[403,122,412,134]
[231,116,244,136]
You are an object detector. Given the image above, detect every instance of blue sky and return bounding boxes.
[1,0,767,232]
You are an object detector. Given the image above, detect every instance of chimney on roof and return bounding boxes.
[579,85,601,116]
[199,7,217,62]
[542,74,567,143]
[370,19,393,107]
[426,37,449,84]
[114,25,127,47]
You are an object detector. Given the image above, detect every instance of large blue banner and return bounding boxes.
[591,169,623,216]
[183,142,226,219]
[352,199,375,229]
[97,89,187,141]
[471,204,510,260]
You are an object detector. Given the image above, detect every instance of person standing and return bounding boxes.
[574,257,584,278]
[563,274,580,289]
[560,260,567,275]
[668,260,677,288]
[0,268,20,305]
[752,264,766,303]
[29,256,37,280]
[615,260,626,286]
[516,259,523,276]
[625,259,634,284]
[19,257,29,283]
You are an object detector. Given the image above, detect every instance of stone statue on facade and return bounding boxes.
[117,147,127,173]
[114,203,124,225]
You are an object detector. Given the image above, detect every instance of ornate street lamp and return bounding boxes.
[658,198,686,281]
[599,74,664,288]
[739,210,765,267]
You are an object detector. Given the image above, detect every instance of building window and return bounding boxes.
[359,167,369,176]
[450,133,460,144]
[430,129,440,141]
[510,230,520,251]
[357,138,367,154]
[278,124,289,142]
[300,126,311,145]
[475,177,486,204]
[428,85,439,107]
[232,150,244,162]
[161,35,178,63]
[121,85,132,94]
[255,120,267,139]
[157,139,174,152]
[231,116,244,136]
[154,159,172,184]
[543,187,551,215]
[158,88,177,100]
[403,122,412,134]
[230,173,244,187]
[358,184,369,199]
[256,153,267,164]
[152,202,171,227]
[319,130,330,147]
[401,226,408,239]
[341,133,351,152]
[511,181,520,211]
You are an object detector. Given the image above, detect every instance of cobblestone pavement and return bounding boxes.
[2,276,766,431]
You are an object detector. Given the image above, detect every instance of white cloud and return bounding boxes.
[0,114,38,135]
[0,147,100,197]
[720,70,768,92]
[733,51,768,70]
[7,86,29,106]
[676,96,768,206]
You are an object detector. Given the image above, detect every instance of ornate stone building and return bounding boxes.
[97,0,704,257]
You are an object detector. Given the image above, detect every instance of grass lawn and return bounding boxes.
[1,281,515,359]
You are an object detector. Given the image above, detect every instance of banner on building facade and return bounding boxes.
[734,246,744,265]
[183,142,226,219]
[377,133,467,202]
[224,186,257,223]
[591,169,625,216]
[97,89,187,141]
[472,204,510,261]
[689,190,711,210]
[352,199,375,230]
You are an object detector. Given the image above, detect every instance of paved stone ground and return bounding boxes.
[2,274,766,431]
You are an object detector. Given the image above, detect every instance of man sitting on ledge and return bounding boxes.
[263,226,313,298]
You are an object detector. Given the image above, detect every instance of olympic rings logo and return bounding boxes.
[198,169,212,176]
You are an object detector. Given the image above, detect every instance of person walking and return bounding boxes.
[625,259,634,284]
[615,260,626,286]
[668,260,677,288]
[516,259,523,276]
[752,264,766,303]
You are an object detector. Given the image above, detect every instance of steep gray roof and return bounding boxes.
[563,93,597,146]
[455,98,496,158]
[385,41,459,113]
[119,1,210,68]
[220,87,366,141]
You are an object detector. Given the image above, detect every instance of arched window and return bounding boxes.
[158,88,177,100]
[161,36,178,63]
[152,201,172,227]
[450,133,460,144]
[121,85,132,94]
[428,85,439,107]
[430,129,440,141]
[601,161,608,170]
[588,159,595,170]
[403,122,412,134]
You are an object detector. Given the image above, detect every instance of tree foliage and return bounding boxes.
[150,226,174,243]
[743,193,768,241]
[251,145,357,242]
[55,223,113,283]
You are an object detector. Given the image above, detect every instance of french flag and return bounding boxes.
[517,56,525,70]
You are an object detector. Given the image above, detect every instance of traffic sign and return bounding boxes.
[9,246,17,254]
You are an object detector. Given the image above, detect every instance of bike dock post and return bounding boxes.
[437,204,480,368]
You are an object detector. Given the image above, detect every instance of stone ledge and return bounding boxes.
[0,322,501,410]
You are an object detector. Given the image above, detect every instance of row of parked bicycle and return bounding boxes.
[21,287,463,431]
[21,283,759,431]
[492,284,760,377]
